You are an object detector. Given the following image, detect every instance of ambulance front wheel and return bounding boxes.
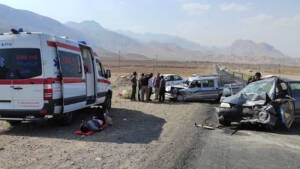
[103,94,112,113]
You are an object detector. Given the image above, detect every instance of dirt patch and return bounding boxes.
[0,88,211,169]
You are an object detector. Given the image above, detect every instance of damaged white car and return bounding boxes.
[217,76,300,129]
[169,76,242,102]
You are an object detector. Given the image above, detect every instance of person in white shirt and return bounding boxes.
[147,73,154,101]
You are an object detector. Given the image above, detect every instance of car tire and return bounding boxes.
[177,94,184,102]
[218,115,231,126]
[215,94,222,103]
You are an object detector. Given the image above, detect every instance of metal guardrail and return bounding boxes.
[226,70,253,83]
[216,65,253,84]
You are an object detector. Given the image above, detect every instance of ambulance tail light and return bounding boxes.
[44,78,53,100]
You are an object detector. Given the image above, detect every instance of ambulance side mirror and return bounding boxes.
[105,69,111,79]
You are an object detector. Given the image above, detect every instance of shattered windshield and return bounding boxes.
[239,78,275,97]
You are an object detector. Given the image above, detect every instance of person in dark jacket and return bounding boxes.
[141,73,152,101]
[138,73,144,101]
[130,72,137,101]
[159,76,166,102]
[247,72,262,84]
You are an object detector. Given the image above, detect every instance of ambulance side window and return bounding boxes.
[96,60,104,77]
[59,51,82,78]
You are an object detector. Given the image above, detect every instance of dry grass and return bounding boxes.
[102,59,300,85]
[220,63,300,76]
[102,59,215,78]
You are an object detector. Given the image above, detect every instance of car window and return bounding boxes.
[289,83,300,98]
[0,48,42,79]
[96,60,104,77]
[190,80,201,88]
[59,51,82,78]
[239,78,275,97]
[174,75,183,81]
[202,80,214,88]
[165,75,174,81]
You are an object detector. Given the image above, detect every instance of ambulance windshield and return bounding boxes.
[0,48,42,79]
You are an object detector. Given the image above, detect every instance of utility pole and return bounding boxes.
[156,54,158,72]
[153,58,155,73]
[118,50,120,72]
[279,64,281,77]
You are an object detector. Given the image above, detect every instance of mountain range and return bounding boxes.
[0,3,295,64]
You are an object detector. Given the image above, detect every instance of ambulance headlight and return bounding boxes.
[220,103,231,108]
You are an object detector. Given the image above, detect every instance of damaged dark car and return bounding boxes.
[217,76,300,129]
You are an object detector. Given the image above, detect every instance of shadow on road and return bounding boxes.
[0,107,166,144]
[218,122,300,136]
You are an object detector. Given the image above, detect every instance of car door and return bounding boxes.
[199,79,218,100]
[184,80,201,101]
[165,75,174,87]
[95,59,106,103]
[9,48,44,110]
[57,49,86,113]
[0,49,13,109]
[288,82,300,117]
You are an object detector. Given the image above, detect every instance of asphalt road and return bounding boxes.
[178,104,300,169]
[176,66,300,169]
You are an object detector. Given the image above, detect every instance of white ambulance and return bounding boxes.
[0,29,112,125]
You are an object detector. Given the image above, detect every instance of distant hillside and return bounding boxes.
[229,40,285,58]
[65,21,144,52]
[118,30,206,50]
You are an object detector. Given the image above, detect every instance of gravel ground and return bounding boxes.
[0,91,212,169]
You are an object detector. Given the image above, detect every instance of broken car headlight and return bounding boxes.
[220,103,231,108]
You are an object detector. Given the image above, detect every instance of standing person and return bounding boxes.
[147,73,154,101]
[130,72,137,101]
[138,73,144,101]
[153,73,161,100]
[141,74,149,102]
[159,75,166,102]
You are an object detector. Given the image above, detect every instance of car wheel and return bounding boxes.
[177,94,184,102]
[218,115,231,126]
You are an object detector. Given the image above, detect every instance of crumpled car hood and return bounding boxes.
[222,92,268,107]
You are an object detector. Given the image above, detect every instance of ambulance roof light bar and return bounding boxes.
[78,41,87,45]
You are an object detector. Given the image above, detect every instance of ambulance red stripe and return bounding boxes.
[98,79,111,85]
[0,78,86,85]
[47,41,81,52]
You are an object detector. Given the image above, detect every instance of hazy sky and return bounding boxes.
[0,0,299,57]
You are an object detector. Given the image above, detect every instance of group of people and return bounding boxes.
[130,72,166,102]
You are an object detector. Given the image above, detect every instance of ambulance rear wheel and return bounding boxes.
[8,121,21,126]
[56,112,73,126]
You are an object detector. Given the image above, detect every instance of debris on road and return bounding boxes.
[194,123,215,130]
